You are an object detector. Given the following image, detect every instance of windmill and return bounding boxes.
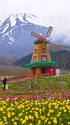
[31,26,59,49]
[26,26,58,76]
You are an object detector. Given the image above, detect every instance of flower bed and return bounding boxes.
[0,89,70,125]
[0,89,70,101]
[0,98,70,125]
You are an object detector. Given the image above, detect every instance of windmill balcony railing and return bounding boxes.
[26,61,56,68]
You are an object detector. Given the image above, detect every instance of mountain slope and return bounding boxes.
[50,50,70,69]
[49,45,70,52]
[14,50,70,69]
[14,53,32,67]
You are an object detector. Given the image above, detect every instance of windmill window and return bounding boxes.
[42,48,45,53]
[33,56,36,62]
[41,56,47,61]
[34,49,37,54]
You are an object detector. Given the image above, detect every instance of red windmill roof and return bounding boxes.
[37,37,45,41]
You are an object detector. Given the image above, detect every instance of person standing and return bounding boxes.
[2,77,7,90]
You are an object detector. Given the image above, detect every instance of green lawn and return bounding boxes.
[0,75,70,95]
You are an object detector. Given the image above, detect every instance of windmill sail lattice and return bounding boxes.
[31,27,59,49]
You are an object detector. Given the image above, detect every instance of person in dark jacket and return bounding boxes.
[2,77,7,90]
[29,83,34,90]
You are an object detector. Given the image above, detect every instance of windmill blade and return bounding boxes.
[31,32,46,42]
[31,31,59,49]
[46,26,53,38]
[42,39,59,49]
[31,32,42,38]
[47,41,59,49]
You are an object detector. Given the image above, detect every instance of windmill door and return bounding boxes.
[42,68,48,73]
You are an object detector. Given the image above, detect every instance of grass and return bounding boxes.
[0,74,70,96]
[29,74,70,90]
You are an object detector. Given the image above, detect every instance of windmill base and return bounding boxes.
[26,61,56,76]
[31,67,55,76]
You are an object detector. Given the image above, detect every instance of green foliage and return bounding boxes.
[50,50,70,69]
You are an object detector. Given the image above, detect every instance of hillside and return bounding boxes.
[14,53,32,67]
[50,50,70,69]
[0,57,16,66]
[14,50,70,69]
[49,45,70,52]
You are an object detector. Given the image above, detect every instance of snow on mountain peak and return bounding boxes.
[0,13,54,33]
[9,14,17,27]
[2,23,9,34]
[18,14,27,23]
[25,13,53,27]
[9,13,52,28]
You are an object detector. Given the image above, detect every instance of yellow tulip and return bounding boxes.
[13,122,17,125]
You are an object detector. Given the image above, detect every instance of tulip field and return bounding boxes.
[0,75,70,125]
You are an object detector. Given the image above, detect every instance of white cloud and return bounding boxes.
[0,0,70,20]
[50,25,70,45]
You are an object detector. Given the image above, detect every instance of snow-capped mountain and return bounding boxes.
[0,13,69,59]
[0,13,50,44]
[0,13,50,58]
